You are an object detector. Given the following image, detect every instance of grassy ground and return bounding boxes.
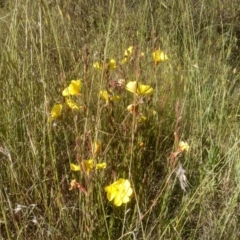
[0,0,240,239]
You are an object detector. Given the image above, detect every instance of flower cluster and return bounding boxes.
[48,79,82,122]
[48,45,169,207]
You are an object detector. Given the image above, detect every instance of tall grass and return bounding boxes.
[0,0,240,239]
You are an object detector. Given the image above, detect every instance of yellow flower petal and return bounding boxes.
[105,185,117,201]
[125,81,138,94]
[100,90,109,102]
[126,81,154,96]
[114,194,123,206]
[96,162,107,169]
[138,84,154,96]
[70,163,81,171]
[51,104,63,118]
[93,61,102,70]
[108,59,117,70]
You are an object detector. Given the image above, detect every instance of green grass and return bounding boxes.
[0,0,240,239]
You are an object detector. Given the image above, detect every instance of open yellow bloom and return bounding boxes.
[152,50,168,64]
[178,141,190,152]
[65,98,81,110]
[105,178,133,207]
[126,81,154,96]
[62,79,81,96]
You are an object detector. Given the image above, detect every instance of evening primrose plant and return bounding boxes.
[50,46,164,207]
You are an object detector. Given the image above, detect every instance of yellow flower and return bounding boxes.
[96,162,107,169]
[82,159,94,174]
[70,160,93,174]
[93,59,117,70]
[178,141,190,152]
[62,79,81,96]
[122,46,133,63]
[152,50,168,64]
[70,159,106,174]
[126,81,154,96]
[100,90,120,103]
[100,90,109,101]
[93,61,102,70]
[122,46,144,63]
[65,98,81,110]
[105,178,133,207]
[51,103,62,118]
[124,46,134,57]
[108,59,117,70]
[48,103,63,121]
[70,163,81,171]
